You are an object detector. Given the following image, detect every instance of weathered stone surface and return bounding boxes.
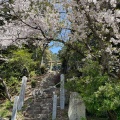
[36,114,48,119]
[68,92,86,120]
[52,94,57,120]
[18,76,27,110]
[11,96,19,120]
[0,117,3,120]
[60,74,65,109]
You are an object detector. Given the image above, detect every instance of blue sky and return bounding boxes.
[49,2,70,54]
[50,46,62,53]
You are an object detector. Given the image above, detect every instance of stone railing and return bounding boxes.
[11,74,86,120]
[11,76,27,120]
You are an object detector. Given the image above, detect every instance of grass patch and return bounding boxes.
[31,79,36,88]
[0,100,13,118]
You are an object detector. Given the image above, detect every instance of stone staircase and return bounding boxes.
[23,73,59,120]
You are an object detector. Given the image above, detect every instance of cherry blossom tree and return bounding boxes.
[0,0,64,46]
[59,0,120,119]
[64,0,120,78]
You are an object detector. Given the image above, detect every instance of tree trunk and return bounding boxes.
[107,110,117,120]
[61,59,68,74]
[0,78,11,101]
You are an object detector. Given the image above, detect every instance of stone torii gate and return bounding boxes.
[48,61,61,71]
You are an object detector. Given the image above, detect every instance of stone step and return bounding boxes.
[41,110,50,114]
[24,117,35,120]
[24,113,34,118]
[35,114,48,120]
[23,73,58,120]
[33,101,41,106]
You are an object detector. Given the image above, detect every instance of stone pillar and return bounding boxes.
[68,92,86,120]
[41,56,43,65]
[17,76,27,110]
[52,92,57,120]
[50,61,53,71]
[60,74,65,109]
[11,96,19,120]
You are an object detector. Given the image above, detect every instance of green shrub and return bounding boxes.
[0,44,44,101]
[66,60,120,117]
[30,71,36,78]
[40,65,46,74]
[5,101,13,109]
[31,80,36,88]
[0,100,13,118]
[115,107,120,119]
[0,110,9,117]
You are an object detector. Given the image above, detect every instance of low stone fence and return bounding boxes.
[11,74,86,120]
[11,76,27,120]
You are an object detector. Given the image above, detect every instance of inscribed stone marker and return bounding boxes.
[68,92,86,120]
